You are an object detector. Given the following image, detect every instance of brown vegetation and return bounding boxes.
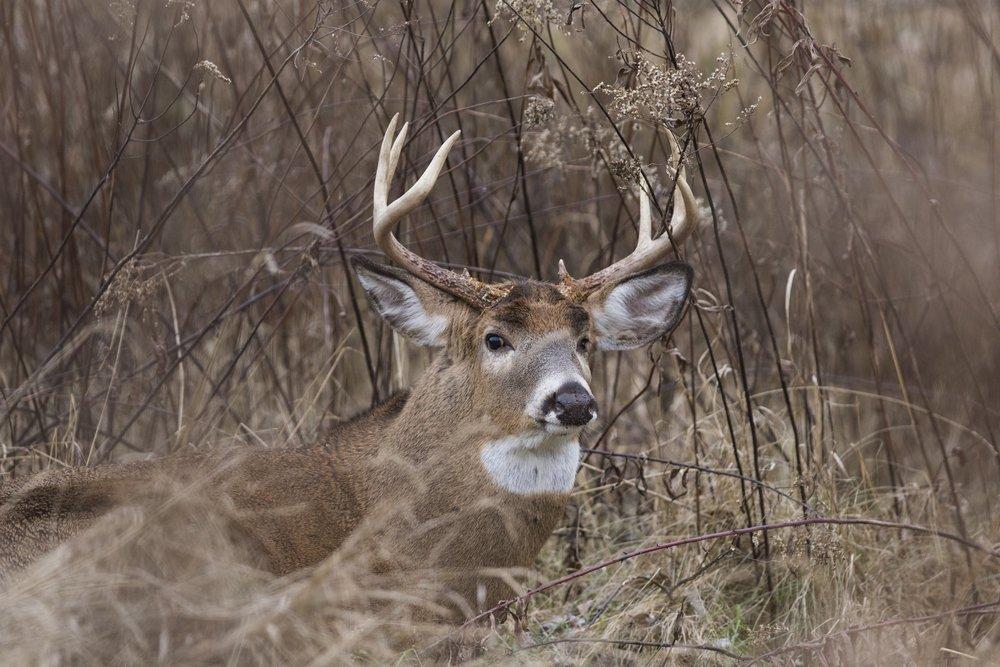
[1,0,998,663]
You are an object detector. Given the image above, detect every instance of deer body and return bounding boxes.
[0,347,577,614]
[0,116,700,619]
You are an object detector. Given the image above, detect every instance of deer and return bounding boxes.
[0,114,700,620]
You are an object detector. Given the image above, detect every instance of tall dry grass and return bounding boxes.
[1,0,998,662]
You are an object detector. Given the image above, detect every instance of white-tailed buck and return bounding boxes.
[0,115,699,619]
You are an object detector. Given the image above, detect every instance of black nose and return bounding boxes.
[544,381,597,427]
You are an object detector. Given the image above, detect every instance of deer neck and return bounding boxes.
[382,356,480,458]
[346,354,575,613]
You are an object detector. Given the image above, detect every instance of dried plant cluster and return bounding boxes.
[1,0,999,663]
[491,0,562,39]
[595,53,737,124]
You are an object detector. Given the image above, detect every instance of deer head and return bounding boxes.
[354,115,698,479]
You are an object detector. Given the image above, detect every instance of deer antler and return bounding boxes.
[370,118,698,306]
[558,130,701,299]
[372,114,509,308]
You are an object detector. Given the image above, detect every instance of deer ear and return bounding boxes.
[587,262,693,350]
[353,257,468,347]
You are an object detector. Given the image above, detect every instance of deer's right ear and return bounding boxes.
[352,257,468,347]
[586,262,693,350]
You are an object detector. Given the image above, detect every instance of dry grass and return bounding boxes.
[1,0,999,663]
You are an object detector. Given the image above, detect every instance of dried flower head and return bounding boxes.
[727,96,762,128]
[95,260,161,321]
[194,60,232,85]
[491,0,560,40]
[608,154,643,189]
[524,95,556,128]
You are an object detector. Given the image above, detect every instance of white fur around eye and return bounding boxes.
[482,347,516,375]
[357,272,448,346]
[593,272,689,350]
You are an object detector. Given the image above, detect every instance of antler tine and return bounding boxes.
[558,129,701,299]
[374,116,407,214]
[665,129,698,248]
[371,114,504,308]
[636,177,653,250]
[374,114,460,237]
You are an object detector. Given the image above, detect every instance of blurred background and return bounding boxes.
[1,0,998,662]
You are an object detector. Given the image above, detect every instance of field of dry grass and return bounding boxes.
[1,0,999,663]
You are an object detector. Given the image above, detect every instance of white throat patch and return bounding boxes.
[480,432,580,495]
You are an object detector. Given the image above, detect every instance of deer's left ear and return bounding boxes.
[586,262,693,350]
[352,256,472,347]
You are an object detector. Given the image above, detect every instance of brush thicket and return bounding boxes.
[1,0,998,662]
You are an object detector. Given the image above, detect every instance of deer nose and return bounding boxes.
[545,381,597,427]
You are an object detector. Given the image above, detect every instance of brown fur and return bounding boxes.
[0,282,590,619]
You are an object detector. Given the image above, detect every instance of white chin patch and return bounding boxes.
[479,432,580,495]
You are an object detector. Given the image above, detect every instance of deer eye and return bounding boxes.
[577,337,590,353]
[485,333,508,351]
